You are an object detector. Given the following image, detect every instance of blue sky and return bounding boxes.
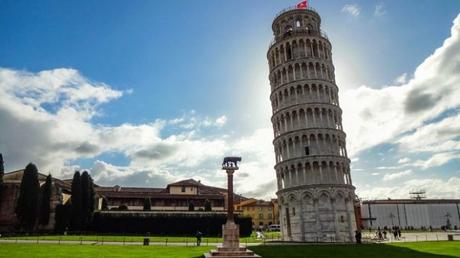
[1,0,460,199]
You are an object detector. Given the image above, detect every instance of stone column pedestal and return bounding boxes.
[222,221,240,249]
[204,217,261,258]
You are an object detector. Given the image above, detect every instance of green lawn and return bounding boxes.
[1,241,458,258]
[0,244,212,258]
[250,242,460,258]
[1,231,281,243]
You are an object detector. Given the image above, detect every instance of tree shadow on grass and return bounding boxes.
[247,243,459,258]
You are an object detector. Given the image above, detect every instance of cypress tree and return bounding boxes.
[81,171,90,227]
[81,171,95,227]
[39,174,52,226]
[88,175,95,215]
[0,154,4,200]
[70,171,82,231]
[15,163,40,231]
[143,198,151,211]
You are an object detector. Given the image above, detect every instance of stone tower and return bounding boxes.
[267,6,357,242]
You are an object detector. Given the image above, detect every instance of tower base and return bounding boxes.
[204,221,262,258]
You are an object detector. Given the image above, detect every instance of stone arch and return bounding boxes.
[318,191,332,210]
[301,63,308,79]
[289,86,295,100]
[308,62,315,78]
[299,39,305,57]
[294,63,301,80]
[299,108,306,127]
[296,84,302,97]
[292,40,298,59]
[280,44,285,62]
[315,62,321,79]
[288,65,294,82]
[312,40,319,58]
[286,42,292,60]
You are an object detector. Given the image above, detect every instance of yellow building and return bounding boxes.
[235,198,279,228]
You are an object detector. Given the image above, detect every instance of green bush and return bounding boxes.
[91,212,252,237]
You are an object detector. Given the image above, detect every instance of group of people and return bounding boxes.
[376,226,402,241]
[355,226,403,243]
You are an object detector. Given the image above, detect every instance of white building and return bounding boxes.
[267,6,357,242]
[361,199,460,229]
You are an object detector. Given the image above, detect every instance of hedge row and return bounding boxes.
[90,211,252,237]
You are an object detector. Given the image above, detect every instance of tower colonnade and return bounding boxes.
[268,6,357,242]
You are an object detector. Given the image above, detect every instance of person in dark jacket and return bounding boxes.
[196,230,203,246]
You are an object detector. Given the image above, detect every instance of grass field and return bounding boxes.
[0,241,459,258]
[1,231,281,243]
[0,244,212,258]
[250,242,460,258]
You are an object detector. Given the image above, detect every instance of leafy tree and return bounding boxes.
[188,202,195,211]
[0,153,4,200]
[70,171,82,230]
[143,198,151,211]
[15,163,40,231]
[39,174,52,226]
[204,199,212,212]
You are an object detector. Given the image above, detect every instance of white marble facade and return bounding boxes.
[267,7,357,242]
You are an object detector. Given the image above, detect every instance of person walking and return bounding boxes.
[195,230,202,246]
[355,230,362,244]
[378,229,383,240]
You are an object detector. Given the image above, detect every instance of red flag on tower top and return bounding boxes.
[296,0,308,9]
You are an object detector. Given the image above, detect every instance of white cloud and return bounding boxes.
[398,114,460,153]
[382,169,412,181]
[0,68,275,199]
[413,152,460,169]
[342,4,361,17]
[215,115,227,127]
[393,73,407,85]
[398,157,410,164]
[342,13,460,158]
[374,4,386,17]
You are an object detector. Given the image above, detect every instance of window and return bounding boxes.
[259,213,264,219]
[305,146,310,155]
[292,207,296,216]
[181,186,186,192]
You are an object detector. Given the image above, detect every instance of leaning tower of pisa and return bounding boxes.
[267,6,357,242]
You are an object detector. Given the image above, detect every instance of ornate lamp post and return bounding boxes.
[221,156,242,249]
[204,156,261,258]
[223,157,241,223]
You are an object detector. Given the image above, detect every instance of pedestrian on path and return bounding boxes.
[196,230,202,246]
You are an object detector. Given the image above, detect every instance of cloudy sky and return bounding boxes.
[1,0,460,200]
